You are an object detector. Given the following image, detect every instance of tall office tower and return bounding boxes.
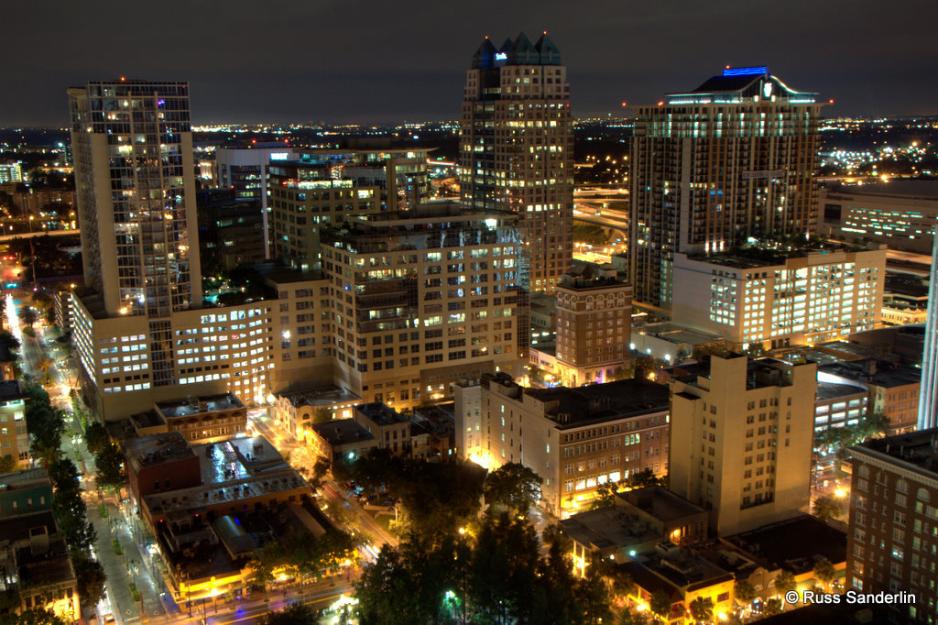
[918,228,938,429]
[459,33,573,293]
[630,66,823,308]
[69,80,202,318]
[669,354,817,535]
[847,430,936,623]
[320,203,524,409]
[270,149,430,271]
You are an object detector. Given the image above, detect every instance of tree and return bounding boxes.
[763,598,783,617]
[650,591,673,622]
[306,456,331,492]
[84,422,110,456]
[734,580,756,608]
[773,570,796,597]
[262,604,320,625]
[73,555,106,607]
[482,462,543,514]
[813,495,843,524]
[0,609,67,625]
[95,442,126,489]
[0,454,16,473]
[689,596,714,624]
[577,568,613,625]
[21,306,38,328]
[627,468,661,490]
[814,556,837,591]
[590,480,621,510]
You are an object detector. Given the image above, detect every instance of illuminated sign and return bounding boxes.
[495,52,508,62]
[269,152,289,161]
[722,66,767,77]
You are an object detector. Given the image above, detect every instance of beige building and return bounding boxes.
[270,149,429,271]
[671,246,885,351]
[458,373,670,516]
[320,204,525,409]
[630,67,823,308]
[554,265,632,386]
[669,354,817,536]
[271,386,360,444]
[0,382,29,469]
[352,403,412,455]
[459,33,573,293]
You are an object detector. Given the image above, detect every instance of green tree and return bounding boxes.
[577,568,613,625]
[627,468,661,489]
[590,480,621,510]
[763,598,782,616]
[95,442,126,489]
[774,570,796,597]
[813,495,843,523]
[650,591,673,622]
[21,306,38,328]
[734,579,756,608]
[0,608,67,625]
[262,603,320,625]
[73,555,106,607]
[84,422,110,456]
[0,454,16,473]
[814,556,837,591]
[689,596,714,624]
[482,462,543,514]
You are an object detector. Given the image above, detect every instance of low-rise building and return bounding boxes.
[0,470,80,622]
[271,385,360,444]
[0,382,29,469]
[814,378,869,436]
[151,394,246,443]
[671,245,885,351]
[310,419,377,465]
[456,373,670,515]
[353,403,411,455]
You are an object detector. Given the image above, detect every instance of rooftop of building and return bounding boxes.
[884,273,929,299]
[557,263,626,291]
[276,384,360,408]
[624,548,735,596]
[263,268,325,286]
[670,355,809,391]
[816,381,868,402]
[0,468,50,491]
[524,378,670,428]
[124,432,195,469]
[852,428,938,476]
[13,537,75,590]
[816,359,921,388]
[355,402,409,426]
[74,290,110,320]
[633,322,723,346]
[723,514,847,574]
[0,380,23,402]
[129,409,163,430]
[666,67,818,103]
[828,179,938,201]
[560,505,660,551]
[312,419,375,446]
[617,487,707,523]
[681,240,878,270]
[471,32,562,69]
[156,393,244,418]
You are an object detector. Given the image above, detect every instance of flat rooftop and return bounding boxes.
[560,506,660,551]
[816,381,867,401]
[356,402,408,426]
[0,468,49,490]
[830,179,938,201]
[312,419,374,446]
[683,242,875,270]
[617,487,706,523]
[853,428,938,477]
[156,393,244,418]
[526,378,670,428]
[634,322,722,346]
[124,432,195,469]
[277,385,360,408]
[724,514,847,574]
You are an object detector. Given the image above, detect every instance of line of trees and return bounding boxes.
[22,382,107,615]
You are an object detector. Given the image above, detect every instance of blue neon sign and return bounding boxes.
[722,66,767,77]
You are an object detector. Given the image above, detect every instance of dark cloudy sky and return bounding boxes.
[3,0,937,126]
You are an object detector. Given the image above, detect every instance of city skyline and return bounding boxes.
[3,0,938,127]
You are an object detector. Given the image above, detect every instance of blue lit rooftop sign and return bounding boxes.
[494,52,508,62]
[722,66,768,77]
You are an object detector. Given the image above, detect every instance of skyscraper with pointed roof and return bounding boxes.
[459,32,573,293]
[629,67,823,308]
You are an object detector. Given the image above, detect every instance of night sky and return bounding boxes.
[4,0,937,126]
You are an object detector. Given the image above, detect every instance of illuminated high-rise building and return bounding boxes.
[630,66,823,308]
[918,228,938,429]
[459,32,573,293]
